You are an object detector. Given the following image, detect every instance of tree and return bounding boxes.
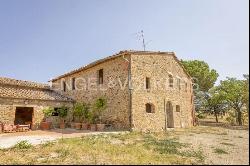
[205,87,228,123]
[243,74,249,113]
[181,60,219,92]
[219,77,245,125]
[181,60,219,115]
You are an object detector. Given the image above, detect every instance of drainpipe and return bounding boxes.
[122,54,133,130]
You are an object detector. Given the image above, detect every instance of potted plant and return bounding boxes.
[88,110,97,131]
[93,97,107,131]
[73,102,84,130]
[81,102,90,130]
[57,106,68,129]
[40,107,53,130]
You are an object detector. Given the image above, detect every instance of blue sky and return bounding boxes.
[0,0,249,83]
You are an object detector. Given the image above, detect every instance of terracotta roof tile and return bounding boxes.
[0,77,73,102]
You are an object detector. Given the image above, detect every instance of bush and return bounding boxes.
[73,102,90,123]
[57,106,68,119]
[42,107,54,118]
[14,140,32,149]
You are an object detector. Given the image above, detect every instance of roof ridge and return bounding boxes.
[51,50,175,81]
[0,77,50,89]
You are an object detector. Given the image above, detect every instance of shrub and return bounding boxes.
[14,140,32,149]
[73,102,90,123]
[92,97,107,123]
[57,106,68,119]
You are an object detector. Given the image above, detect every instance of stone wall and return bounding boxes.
[52,55,131,129]
[130,53,194,132]
[0,97,73,129]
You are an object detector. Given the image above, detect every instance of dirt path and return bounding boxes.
[177,126,249,165]
[0,129,127,149]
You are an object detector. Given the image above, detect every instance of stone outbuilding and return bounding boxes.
[0,77,73,129]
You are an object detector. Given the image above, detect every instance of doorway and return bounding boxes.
[14,107,34,128]
[166,101,174,128]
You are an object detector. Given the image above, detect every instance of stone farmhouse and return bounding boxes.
[0,50,195,131]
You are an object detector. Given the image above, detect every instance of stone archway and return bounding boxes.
[166,101,174,128]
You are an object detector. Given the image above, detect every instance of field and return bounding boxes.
[0,123,248,165]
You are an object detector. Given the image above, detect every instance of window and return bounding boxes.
[146,103,155,113]
[146,77,150,89]
[98,69,104,84]
[72,77,76,90]
[63,81,66,92]
[52,108,59,116]
[169,75,174,88]
[176,105,180,112]
[177,78,181,90]
[185,82,188,92]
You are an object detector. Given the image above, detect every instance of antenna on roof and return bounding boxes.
[131,30,152,51]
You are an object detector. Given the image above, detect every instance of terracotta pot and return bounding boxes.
[40,122,51,130]
[81,123,88,130]
[0,124,2,133]
[60,123,65,129]
[96,124,105,131]
[75,123,82,130]
[90,124,96,131]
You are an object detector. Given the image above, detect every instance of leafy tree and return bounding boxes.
[181,60,219,115]
[219,77,245,125]
[205,87,228,123]
[243,74,249,113]
[181,60,219,92]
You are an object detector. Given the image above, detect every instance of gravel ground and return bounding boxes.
[0,135,56,149]
[178,126,249,165]
[0,129,126,149]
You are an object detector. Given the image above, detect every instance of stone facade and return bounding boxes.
[51,50,195,131]
[0,97,73,129]
[52,55,130,129]
[130,53,194,131]
[0,77,74,130]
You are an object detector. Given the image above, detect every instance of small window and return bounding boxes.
[63,81,66,92]
[72,78,76,90]
[146,103,155,113]
[146,77,150,89]
[177,78,181,90]
[98,69,104,84]
[176,105,180,112]
[169,75,174,88]
[185,82,188,92]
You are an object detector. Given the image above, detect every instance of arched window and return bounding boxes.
[145,103,155,113]
[169,75,174,88]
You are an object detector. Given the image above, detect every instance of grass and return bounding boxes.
[0,132,204,165]
[213,148,229,154]
[13,140,33,149]
[220,142,235,146]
